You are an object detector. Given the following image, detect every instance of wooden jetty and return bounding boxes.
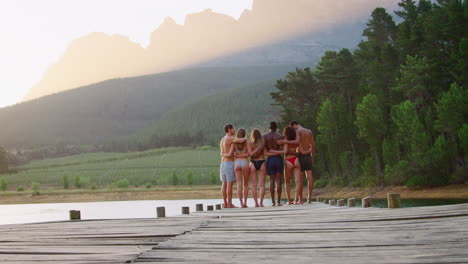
[1,203,468,263]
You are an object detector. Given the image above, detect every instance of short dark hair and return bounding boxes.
[290,120,299,126]
[269,121,278,131]
[224,123,233,133]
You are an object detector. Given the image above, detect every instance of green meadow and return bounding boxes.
[1,147,221,190]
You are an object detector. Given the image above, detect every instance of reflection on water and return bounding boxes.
[0,198,272,225]
[1,198,467,225]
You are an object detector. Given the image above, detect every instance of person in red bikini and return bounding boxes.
[269,126,301,205]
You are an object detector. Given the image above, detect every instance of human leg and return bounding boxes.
[259,163,266,207]
[221,182,228,208]
[227,181,235,208]
[306,170,313,203]
[234,163,244,207]
[275,173,283,206]
[293,159,303,204]
[242,164,250,207]
[284,161,293,204]
[250,165,259,207]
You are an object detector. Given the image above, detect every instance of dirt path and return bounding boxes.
[1,184,467,204]
[315,184,468,199]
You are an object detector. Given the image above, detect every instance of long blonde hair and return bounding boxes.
[250,129,262,148]
[236,128,246,151]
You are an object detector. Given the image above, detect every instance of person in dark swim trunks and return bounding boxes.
[263,122,284,206]
[278,121,315,203]
[269,126,301,205]
[247,129,266,207]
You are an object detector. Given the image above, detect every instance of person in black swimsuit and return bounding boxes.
[248,129,266,207]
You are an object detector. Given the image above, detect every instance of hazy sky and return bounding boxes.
[0,0,253,108]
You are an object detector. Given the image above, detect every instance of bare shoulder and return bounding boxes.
[225,135,235,143]
[300,127,312,135]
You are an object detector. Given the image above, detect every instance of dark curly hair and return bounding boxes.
[283,126,296,141]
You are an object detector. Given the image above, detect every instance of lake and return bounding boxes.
[0,198,272,225]
[1,198,467,225]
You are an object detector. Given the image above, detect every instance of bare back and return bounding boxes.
[220,136,235,162]
[264,131,284,154]
[298,127,314,154]
[235,141,248,159]
[250,140,264,160]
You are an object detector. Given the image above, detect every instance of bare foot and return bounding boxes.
[307,198,312,204]
[286,201,292,205]
[255,204,260,208]
[297,201,304,205]
[229,204,238,208]
[259,204,264,207]
[277,203,282,206]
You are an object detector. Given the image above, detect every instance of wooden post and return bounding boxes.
[181,206,190,215]
[347,198,356,207]
[337,199,345,207]
[329,200,336,206]
[387,193,401,208]
[215,204,222,210]
[322,199,329,204]
[69,210,80,220]
[362,197,372,208]
[196,204,203,212]
[207,205,214,211]
[316,198,321,202]
[156,207,166,218]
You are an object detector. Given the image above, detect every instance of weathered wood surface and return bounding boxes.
[1,203,468,263]
[134,203,468,263]
[0,217,207,264]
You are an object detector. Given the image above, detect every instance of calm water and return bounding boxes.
[1,198,467,225]
[0,198,272,225]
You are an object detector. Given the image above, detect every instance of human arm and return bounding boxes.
[222,144,235,158]
[232,138,247,144]
[278,130,300,145]
[269,144,288,155]
[251,136,266,157]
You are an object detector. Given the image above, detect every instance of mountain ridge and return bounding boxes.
[23,0,400,102]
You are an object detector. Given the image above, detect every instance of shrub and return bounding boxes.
[74,175,81,189]
[186,171,194,185]
[314,178,328,188]
[0,177,7,191]
[31,182,40,195]
[90,184,97,190]
[116,178,130,189]
[17,186,24,192]
[209,171,218,185]
[171,171,179,185]
[145,182,152,189]
[62,174,69,189]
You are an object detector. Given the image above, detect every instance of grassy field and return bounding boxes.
[1,147,221,191]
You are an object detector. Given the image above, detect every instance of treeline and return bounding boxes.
[272,0,467,187]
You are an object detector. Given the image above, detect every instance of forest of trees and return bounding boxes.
[271,0,467,187]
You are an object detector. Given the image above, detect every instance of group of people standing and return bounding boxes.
[219,121,315,208]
